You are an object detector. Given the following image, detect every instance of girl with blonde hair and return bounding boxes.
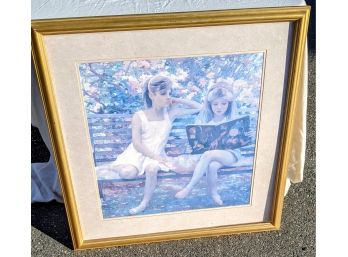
[173,81,241,205]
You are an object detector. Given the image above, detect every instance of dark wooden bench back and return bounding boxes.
[87,113,256,167]
[87,113,196,166]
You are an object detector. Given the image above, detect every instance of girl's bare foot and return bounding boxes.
[175,188,191,199]
[129,202,147,215]
[211,193,223,206]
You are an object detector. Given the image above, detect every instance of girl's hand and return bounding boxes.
[153,155,168,164]
[161,156,180,170]
[169,97,180,105]
[167,97,202,120]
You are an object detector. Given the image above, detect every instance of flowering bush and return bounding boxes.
[79,53,264,114]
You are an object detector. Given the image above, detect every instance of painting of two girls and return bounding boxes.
[79,53,264,218]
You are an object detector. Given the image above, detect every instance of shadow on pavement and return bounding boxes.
[31,201,73,249]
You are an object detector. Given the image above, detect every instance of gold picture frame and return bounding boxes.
[32,6,310,250]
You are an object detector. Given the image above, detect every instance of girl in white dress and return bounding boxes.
[172,82,242,205]
[110,75,202,214]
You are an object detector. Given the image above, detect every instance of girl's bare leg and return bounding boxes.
[129,164,160,215]
[207,161,223,205]
[96,164,138,180]
[175,150,236,199]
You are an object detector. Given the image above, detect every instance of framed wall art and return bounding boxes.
[31,6,310,250]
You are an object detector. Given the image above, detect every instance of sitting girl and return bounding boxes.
[106,75,202,214]
[172,82,241,205]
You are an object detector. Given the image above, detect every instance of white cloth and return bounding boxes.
[31,158,63,203]
[31,0,306,20]
[283,45,308,195]
[31,61,63,203]
[112,110,173,175]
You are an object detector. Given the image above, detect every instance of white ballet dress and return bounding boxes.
[112,110,172,175]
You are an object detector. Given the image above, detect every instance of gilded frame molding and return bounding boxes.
[31,6,310,250]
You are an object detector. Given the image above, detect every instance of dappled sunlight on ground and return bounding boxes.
[101,171,252,218]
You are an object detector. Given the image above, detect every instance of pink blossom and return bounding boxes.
[138,60,150,69]
[176,68,188,81]
[199,78,207,86]
[128,77,140,95]
[206,72,215,79]
[87,85,97,94]
[93,103,103,113]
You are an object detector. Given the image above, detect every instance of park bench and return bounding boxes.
[87,113,255,200]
